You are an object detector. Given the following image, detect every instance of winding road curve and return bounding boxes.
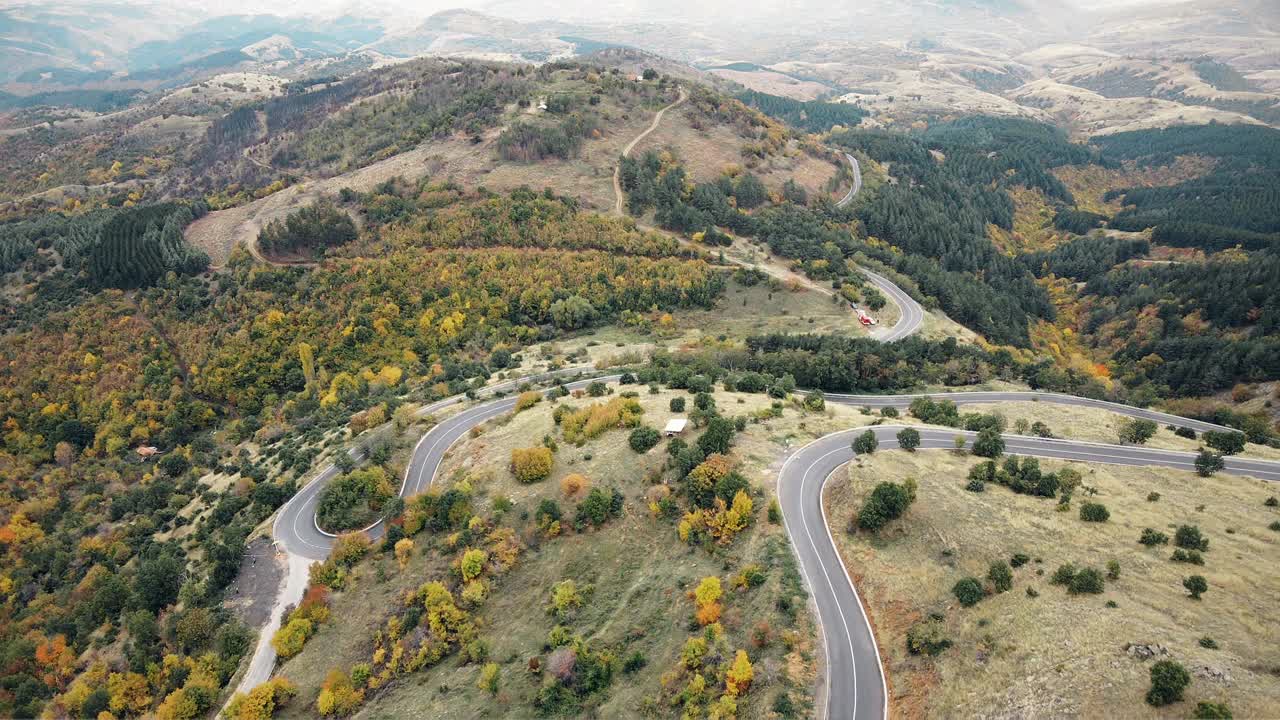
[776,421,1280,720]
[232,370,610,696]
[239,112,1280,717]
[835,153,862,209]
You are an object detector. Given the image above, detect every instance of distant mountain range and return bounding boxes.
[2,0,1276,133]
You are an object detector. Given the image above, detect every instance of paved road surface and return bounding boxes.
[231,369,608,699]
[778,424,1280,720]
[275,371,613,560]
[858,267,924,342]
[836,153,862,208]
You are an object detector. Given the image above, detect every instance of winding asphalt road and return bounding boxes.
[827,150,927,343]
[248,139,1279,719]
[231,370,609,698]
[836,153,862,209]
[859,267,924,342]
[274,370,613,561]
[777,422,1280,720]
[779,397,1279,715]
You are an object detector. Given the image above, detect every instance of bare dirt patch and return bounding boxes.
[223,537,286,629]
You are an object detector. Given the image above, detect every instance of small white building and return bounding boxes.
[663,418,689,437]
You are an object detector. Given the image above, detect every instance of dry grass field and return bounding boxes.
[950,402,1280,462]
[825,450,1280,719]
[628,103,843,200]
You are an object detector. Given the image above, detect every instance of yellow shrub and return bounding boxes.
[510,446,553,483]
[514,390,542,412]
[560,397,643,444]
[560,473,589,498]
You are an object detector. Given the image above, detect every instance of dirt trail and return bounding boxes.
[613,87,688,215]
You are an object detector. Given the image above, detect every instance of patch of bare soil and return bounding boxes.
[222,537,285,629]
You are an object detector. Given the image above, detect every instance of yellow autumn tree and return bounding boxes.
[394,538,414,570]
[316,669,363,717]
[459,548,487,581]
[725,649,754,696]
[107,671,152,715]
[694,576,723,626]
[271,617,313,659]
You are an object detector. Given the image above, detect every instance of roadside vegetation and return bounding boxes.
[273,381,823,718]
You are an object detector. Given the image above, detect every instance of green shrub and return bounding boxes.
[1193,702,1232,719]
[906,614,951,656]
[669,397,686,412]
[1118,418,1158,445]
[803,390,826,411]
[952,577,985,607]
[1049,563,1077,586]
[965,478,985,492]
[622,651,647,674]
[1146,660,1190,706]
[852,430,878,455]
[1195,448,1225,476]
[988,561,1013,593]
[772,692,796,718]
[1183,575,1208,599]
[1139,528,1169,546]
[575,488,624,529]
[1067,567,1104,595]
[628,426,661,453]
[1203,430,1245,455]
[1198,637,1218,649]
[1010,553,1030,568]
[896,427,921,451]
[1175,525,1209,551]
[1079,502,1110,522]
[971,428,1005,458]
[1106,559,1121,580]
[1171,549,1204,565]
[857,481,914,531]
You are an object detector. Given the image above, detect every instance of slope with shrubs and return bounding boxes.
[271,381,820,719]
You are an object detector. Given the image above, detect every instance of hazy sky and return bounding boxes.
[93,0,1192,21]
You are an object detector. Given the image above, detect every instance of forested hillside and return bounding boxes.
[618,111,1280,426]
[0,185,723,719]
